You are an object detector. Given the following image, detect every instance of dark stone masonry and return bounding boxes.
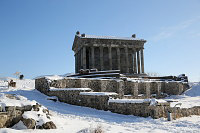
[35,77,192,119]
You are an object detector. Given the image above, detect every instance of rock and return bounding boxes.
[5,94,20,100]
[42,121,56,129]
[43,109,50,115]
[16,105,32,111]
[47,97,57,102]
[46,115,50,119]
[24,105,33,111]
[10,110,23,127]
[0,114,8,128]
[6,106,16,116]
[22,118,36,129]
[36,125,43,129]
[33,103,41,111]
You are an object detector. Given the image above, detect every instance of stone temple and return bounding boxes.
[35,31,190,120]
[72,31,146,76]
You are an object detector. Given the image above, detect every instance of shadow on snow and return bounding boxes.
[3,89,152,124]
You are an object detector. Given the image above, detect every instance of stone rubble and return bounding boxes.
[0,94,56,129]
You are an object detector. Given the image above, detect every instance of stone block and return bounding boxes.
[0,114,8,128]
[144,82,150,97]
[22,118,36,129]
[132,82,138,96]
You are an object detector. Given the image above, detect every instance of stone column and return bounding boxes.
[100,46,104,70]
[82,46,86,69]
[108,46,112,70]
[145,82,151,97]
[157,82,161,96]
[125,46,129,73]
[178,83,184,94]
[117,47,120,70]
[78,50,81,71]
[133,49,137,73]
[91,46,95,69]
[80,48,83,69]
[141,48,144,73]
[137,49,140,74]
[132,82,138,96]
[117,80,124,98]
[75,53,77,73]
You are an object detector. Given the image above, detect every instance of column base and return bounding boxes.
[120,73,147,78]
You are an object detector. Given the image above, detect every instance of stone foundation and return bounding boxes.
[34,77,194,119]
[35,77,189,98]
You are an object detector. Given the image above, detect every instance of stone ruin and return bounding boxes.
[35,32,195,120]
[72,31,146,76]
[35,75,193,119]
[0,94,56,129]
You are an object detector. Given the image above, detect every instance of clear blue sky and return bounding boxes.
[0,0,200,81]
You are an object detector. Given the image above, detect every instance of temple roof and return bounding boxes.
[76,34,145,41]
[72,32,146,51]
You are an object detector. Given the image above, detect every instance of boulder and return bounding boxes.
[22,118,36,129]
[0,114,8,128]
[42,121,56,129]
[33,103,41,111]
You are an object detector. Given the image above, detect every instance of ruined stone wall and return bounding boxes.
[36,78,189,98]
[108,102,200,119]
[35,78,199,119]
[35,78,50,94]
[47,89,118,111]
[47,89,90,105]
[78,94,117,110]
[167,106,200,119]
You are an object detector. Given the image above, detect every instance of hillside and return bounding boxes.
[0,78,200,132]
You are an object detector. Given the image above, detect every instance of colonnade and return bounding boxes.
[75,46,145,74]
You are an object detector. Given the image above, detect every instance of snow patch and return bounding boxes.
[12,120,27,130]
[79,92,118,96]
[184,82,200,97]
[108,98,167,104]
[50,87,92,91]
[45,75,64,80]
[0,93,37,108]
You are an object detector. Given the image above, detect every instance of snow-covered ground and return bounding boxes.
[0,79,200,133]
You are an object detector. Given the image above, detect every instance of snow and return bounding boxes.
[35,75,65,80]
[44,75,64,80]
[165,83,200,108]
[77,34,143,41]
[22,109,50,126]
[12,121,27,130]
[0,93,37,109]
[108,98,167,105]
[0,79,200,132]
[50,87,91,91]
[79,92,118,96]
[184,82,200,97]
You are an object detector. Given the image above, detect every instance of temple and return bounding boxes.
[72,31,147,76]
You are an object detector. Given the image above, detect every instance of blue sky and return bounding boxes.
[0,0,200,81]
